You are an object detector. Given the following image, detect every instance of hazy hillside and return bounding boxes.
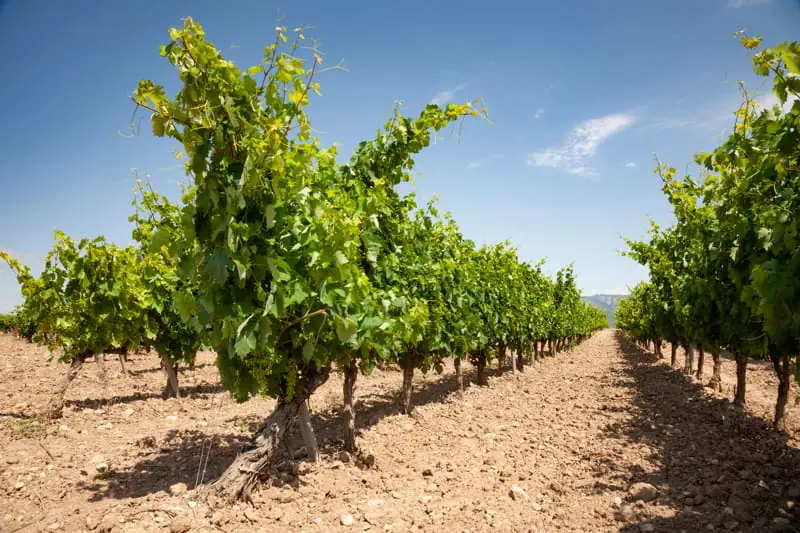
[582,294,627,326]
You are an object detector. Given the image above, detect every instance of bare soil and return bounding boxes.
[1,330,799,533]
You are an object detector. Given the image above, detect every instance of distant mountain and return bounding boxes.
[581,294,627,327]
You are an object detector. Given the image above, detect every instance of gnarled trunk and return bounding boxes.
[497,343,505,375]
[298,400,320,461]
[342,361,358,453]
[46,354,88,418]
[400,365,414,414]
[162,356,180,398]
[548,339,554,356]
[516,351,524,372]
[118,353,129,375]
[213,371,328,501]
[707,349,723,392]
[683,345,694,375]
[734,353,747,408]
[476,353,487,386]
[771,353,792,430]
[654,338,663,359]
[533,342,539,362]
[454,358,464,397]
[695,346,705,380]
[670,344,678,367]
[213,400,302,501]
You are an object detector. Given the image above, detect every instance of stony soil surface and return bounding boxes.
[1,329,799,533]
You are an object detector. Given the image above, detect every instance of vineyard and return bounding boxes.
[1,17,800,533]
[616,33,800,431]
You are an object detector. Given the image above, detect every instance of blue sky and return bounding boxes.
[1,0,798,312]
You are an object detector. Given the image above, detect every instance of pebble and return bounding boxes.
[341,513,355,526]
[628,482,657,502]
[169,482,188,495]
[170,518,191,533]
[615,505,636,522]
[509,485,529,501]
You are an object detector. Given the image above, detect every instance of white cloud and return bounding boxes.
[756,91,798,113]
[526,112,636,176]
[534,108,545,119]
[430,83,467,106]
[466,154,504,170]
[624,161,637,168]
[728,0,769,7]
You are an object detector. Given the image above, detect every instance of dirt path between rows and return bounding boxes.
[1,330,799,532]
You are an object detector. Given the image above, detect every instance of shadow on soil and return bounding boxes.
[65,383,227,411]
[611,331,800,532]
[78,360,518,501]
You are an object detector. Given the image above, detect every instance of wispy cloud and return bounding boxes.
[756,91,798,113]
[728,0,769,7]
[526,112,636,176]
[533,108,545,119]
[466,154,504,170]
[430,83,467,106]
[624,161,637,168]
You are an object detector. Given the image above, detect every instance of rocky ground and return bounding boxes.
[1,329,799,533]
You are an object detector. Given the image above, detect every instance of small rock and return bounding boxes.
[509,485,529,501]
[210,511,225,526]
[90,454,109,475]
[391,491,402,499]
[341,513,355,526]
[531,502,542,511]
[166,415,178,421]
[169,482,188,495]
[640,525,655,532]
[85,514,101,531]
[773,517,790,525]
[13,481,24,491]
[628,482,658,502]
[98,513,123,533]
[723,520,739,530]
[243,508,260,522]
[123,408,134,417]
[422,469,433,477]
[170,518,191,533]
[421,495,433,504]
[339,451,352,463]
[613,496,623,507]
[5,457,19,465]
[615,505,636,522]
[48,522,60,530]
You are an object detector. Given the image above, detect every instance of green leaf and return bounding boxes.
[335,319,357,343]
[234,331,256,358]
[334,251,349,265]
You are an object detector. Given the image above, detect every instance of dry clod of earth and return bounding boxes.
[628,482,658,502]
[2,330,800,531]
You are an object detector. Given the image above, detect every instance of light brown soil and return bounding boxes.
[1,330,799,533]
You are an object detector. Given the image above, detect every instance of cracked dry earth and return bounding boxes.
[2,329,800,533]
